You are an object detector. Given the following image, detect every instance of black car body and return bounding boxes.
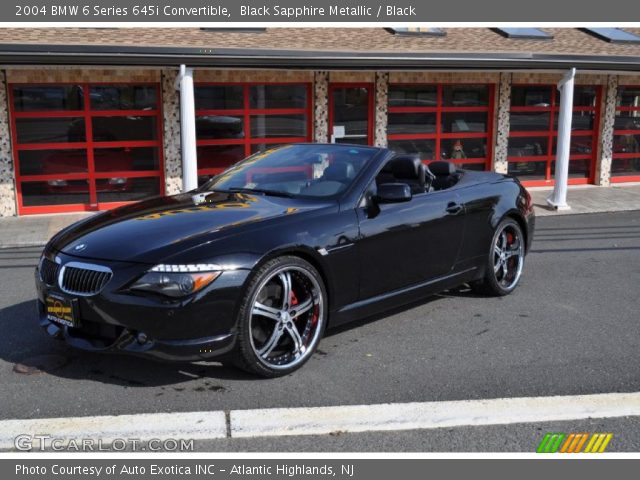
[35,143,534,376]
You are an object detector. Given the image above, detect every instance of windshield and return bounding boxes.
[199,144,378,199]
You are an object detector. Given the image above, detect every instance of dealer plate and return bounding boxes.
[45,294,78,328]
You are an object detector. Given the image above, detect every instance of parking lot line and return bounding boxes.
[1,392,639,449]
[230,392,640,438]
[0,411,227,450]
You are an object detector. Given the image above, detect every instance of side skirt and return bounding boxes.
[329,266,479,328]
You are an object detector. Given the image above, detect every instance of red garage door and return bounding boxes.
[507,84,601,186]
[386,83,495,172]
[194,82,313,185]
[10,83,164,215]
[611,85,640,183]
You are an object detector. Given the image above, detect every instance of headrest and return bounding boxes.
[390,155,422,180]
[324,162,355,181]
[428,161,456,176]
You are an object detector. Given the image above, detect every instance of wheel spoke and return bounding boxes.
[291,296,313,318]
[494,259,502,273]
[252,302,281,321]
[279,271,292,309]
[494,244,502,257]
[285,322,304,355]
[258,327,283,357]
[505,249,519,259]
[501,261,508,280]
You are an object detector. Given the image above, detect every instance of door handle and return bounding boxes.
[446,202,463,215]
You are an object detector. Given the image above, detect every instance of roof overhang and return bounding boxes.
[0,44,638,71]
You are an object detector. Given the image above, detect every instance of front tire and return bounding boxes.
[472,218,525,296]
[233,256,327,377]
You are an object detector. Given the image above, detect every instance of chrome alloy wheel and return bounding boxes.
[248,266,324,370]
[493,223,525,291]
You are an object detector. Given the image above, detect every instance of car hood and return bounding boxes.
[50,191,328,264]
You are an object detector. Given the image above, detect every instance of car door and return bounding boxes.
[356,188,467,300]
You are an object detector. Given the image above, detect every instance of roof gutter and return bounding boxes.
[0,44,638,71]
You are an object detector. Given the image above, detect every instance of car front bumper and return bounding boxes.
[35,251,251,362]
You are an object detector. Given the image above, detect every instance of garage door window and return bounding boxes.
[10,83,164,214]
[387,84,494,171]
[194,83,312,185]
[611,86,640,182]
[507,84,601,186]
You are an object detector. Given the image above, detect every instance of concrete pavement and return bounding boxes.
[529,183,640,216]
[0,212,91,248]
[1,185,639,248]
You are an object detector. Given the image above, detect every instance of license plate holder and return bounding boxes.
[45,293,79,328]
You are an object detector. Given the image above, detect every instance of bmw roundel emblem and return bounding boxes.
[74,243,87,252]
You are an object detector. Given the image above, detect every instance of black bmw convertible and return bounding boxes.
[36,143,534,377]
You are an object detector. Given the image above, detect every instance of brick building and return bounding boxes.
[0,27,639,216]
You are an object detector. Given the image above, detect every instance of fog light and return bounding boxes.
[136,332,148,344]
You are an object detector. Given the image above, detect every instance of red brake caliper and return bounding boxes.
[506,231,515,267]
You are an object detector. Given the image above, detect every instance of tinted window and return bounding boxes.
[90,85,157,110]
[13,85,83,111]
[511,86,552,107]
[617,87,640,108]
[196,115,244,139]
[388,113,437,134]
[388,139,436,160]
[93,147,160,172]
[249,85,307,109]
[21,180,90,206]
[441,112,488,133]
[250,114,307,138]
[16,118,85,144]
[442,85,489,106]
[92,117,157,142]
[195,85,244,110]
[388,85,437,107]
[18,149,87,176]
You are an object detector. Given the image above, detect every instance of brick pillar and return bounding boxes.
[161,68,183,195]
[374,72,389,147]
[0,70,16,217]
[493,72,512,174]
[313,71,329,143]
[596,75,618,187]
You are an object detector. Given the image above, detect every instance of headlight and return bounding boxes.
[130,264,222,298]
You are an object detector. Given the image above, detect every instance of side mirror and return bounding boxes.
[375,183,412,203]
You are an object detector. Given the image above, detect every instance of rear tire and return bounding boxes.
[232,256,327,378]
[471,218,525,296]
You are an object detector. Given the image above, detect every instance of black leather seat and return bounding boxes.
[387,155,427,195]
[323,162,355,182]
[375,160,396,186]
[429,161,458,190]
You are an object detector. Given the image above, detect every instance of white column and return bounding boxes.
[178,65,198,192]
[547,68,576,211]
